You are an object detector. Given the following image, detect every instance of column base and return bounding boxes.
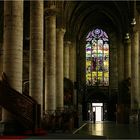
[0,121,24,135]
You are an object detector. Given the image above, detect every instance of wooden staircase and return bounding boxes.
[0,72,41,134]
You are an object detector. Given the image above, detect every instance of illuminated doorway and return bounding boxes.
[92,103,103,122]
[87,102,104,122]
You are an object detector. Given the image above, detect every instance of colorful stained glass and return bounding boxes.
[86,28,109,86]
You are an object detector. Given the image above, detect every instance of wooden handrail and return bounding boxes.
[0,72,40,130]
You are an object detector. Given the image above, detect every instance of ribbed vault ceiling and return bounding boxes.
[0,1,138,45]
[64,1,131,41]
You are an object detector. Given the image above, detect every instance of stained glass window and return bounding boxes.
[86,28,109,86]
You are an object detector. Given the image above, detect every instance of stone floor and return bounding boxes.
[27,121,140,139]
[76,121,140,139]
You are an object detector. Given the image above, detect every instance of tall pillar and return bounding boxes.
[116,40,124,123]
[45,7,56,112]
[109,35,118,92]
[69,42,77,105]
[2,0,23,133]
[124,35,131,79]
[109,35,118,122]
[30,1,44,117]
[116,35,131,124]
[131,28,139,110]
[64,41,70,79]
[0,43,3,80]
[0,43,2,122]
[56,28,65,110]
[3,0,23,94]
[69,43,75,82]
[117,40,124,103]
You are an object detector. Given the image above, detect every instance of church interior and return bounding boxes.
[0,0,140,139]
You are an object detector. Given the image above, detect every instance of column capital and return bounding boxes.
[56,28,66,36]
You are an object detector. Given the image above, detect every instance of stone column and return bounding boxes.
[45,7,56,112]
[56,28,65,110]
[30,1,44,117]
[116,39,124,123]
[131,28,139,110]
[109,34,118,92]
[117,40,124,103]
[116,35,131,124]
[3,0,23,94]
[0,43,2,122]
[69,43,75,82]
[2,0,23,132]
[0,43,3,80]
[106,34,118,122]
[69,42,77,105]
[64,41,70,79]
[124,36,131,79]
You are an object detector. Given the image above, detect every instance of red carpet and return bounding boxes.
[0,136,28,139]
[23,128,48,136]
[0,128,47,139]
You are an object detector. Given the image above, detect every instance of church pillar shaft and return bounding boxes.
[3,1,23,122]
[0,43,3,80]
[64,41,70,79]
[124,39,131,79]
[131,29,139,110]
[30,1,44,117]
[3,1,23,93]
[69,42,77,105]
[45,9,56,112]
[117,41,124,104]
[56,28,65,110]
[69,43,75,82]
